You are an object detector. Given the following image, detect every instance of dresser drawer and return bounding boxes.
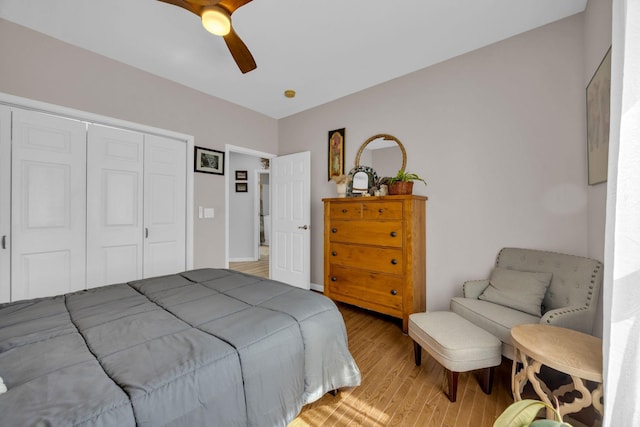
[361,201,403,220]
[329,201,403,220]
[327,265,403,314]
[329,242,403,274]
[329,202,362,219]
[329,220,403,247]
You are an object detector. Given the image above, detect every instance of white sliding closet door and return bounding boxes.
[87,125,144,288]
[0,106,11,303]
[143,134,186,278]
[11,109,87,300]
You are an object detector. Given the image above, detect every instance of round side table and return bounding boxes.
[511,324,603,419]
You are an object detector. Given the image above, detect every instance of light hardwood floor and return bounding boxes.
[228,258,599,426]
[229,257,513,426]
[289,303,514,427]
[229,246,269,279]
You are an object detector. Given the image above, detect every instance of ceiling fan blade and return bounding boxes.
[219,0,252,15]
[223,27,256,73]
[157,0,202,16]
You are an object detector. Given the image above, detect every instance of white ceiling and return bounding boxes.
[0,0,587,119]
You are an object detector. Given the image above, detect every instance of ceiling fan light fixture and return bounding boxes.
[202,6,231,36]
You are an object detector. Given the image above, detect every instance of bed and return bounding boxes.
[0,268,361,426]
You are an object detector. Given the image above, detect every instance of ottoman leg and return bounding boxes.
[413,341,422,366]
[447,370,459,402]
[481,366,495,395]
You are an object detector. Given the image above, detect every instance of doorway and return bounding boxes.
[225,145,274,279]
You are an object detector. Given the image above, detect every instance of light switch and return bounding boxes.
[204,208,215,218]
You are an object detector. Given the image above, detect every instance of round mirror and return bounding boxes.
[355,134,407,177]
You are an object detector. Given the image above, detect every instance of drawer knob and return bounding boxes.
[331,251,337,256]
[390,289,398,296]
[391,259,398,265]
[331,228,338,233]
[342,209,348,213]
[390,231,397,237]
[331,276,337,282]
[378,208,384,213]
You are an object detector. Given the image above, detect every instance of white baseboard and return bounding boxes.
[229,257,257,262]
[310,282,324,293]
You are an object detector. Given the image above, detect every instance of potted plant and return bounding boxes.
[387,170,427,195]
[493,399,572,427]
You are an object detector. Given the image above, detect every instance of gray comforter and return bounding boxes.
[0,269,361,426]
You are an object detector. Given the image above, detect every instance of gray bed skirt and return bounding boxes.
[0,269,361,426]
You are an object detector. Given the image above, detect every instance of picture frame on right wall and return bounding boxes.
[586,47,611,185]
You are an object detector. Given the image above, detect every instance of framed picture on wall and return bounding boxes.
[328,128,345,181]
[195,146,224,175]
[235,170,248,180]
[586,47,611,185]
[235,182,248,192]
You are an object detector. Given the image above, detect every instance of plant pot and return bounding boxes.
[388,181,414,195]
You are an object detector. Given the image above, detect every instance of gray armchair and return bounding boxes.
[450,247,603,359]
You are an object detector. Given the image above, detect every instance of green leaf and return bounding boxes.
[493,400,547,427]
[530,420,572,427]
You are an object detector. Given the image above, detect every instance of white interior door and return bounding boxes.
[0,106,11,303]
[143,134,187,278]
[11,108,87,300]
[271,151,310,289]
[87,124,144,288]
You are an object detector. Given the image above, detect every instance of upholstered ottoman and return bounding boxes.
[408,311,502,402]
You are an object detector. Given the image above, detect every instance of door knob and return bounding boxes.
[298,225,309,230]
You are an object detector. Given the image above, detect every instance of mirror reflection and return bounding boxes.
[356,134,407,178]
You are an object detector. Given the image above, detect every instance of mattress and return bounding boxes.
[0,269,361,426]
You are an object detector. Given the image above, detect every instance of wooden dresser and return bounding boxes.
[323,195,426,332]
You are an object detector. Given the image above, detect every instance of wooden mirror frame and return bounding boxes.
[355,133,407,172]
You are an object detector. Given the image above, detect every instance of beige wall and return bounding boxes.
[279,14,592,311]
[0,18,278,269]
[1,7,610,323]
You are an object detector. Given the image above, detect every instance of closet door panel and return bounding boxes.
[0,106,11,303]
[87,125,144,288]
[143,135,186,278]
[11,109,87,300]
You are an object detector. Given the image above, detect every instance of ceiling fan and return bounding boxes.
[158,0,257,74]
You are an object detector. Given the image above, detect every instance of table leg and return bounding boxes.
[592,383,604,417]
[520,355,596,420]
[512,345,528,400]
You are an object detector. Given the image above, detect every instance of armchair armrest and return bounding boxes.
[540,306,595,334]
[462,280,490,299]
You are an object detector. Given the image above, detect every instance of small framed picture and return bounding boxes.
[235,170,248,180]
[328,128,345,180]
[235,182,248,192]
[195,146,224,175]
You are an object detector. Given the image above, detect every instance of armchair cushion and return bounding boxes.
[478,267,552,316]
